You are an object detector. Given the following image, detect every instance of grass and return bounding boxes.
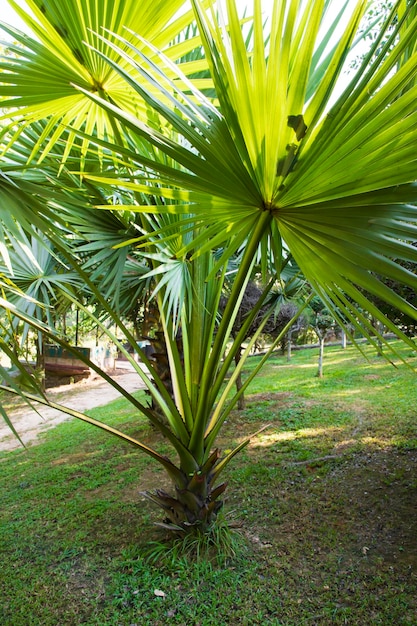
[0,341,417,624]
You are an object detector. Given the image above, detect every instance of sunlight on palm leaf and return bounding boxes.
[0,0,213,165]
[75,0,417,349]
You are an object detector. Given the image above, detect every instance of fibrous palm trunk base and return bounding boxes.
[141,451,227,534]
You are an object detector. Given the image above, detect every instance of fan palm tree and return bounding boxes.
[1,0,417,537]
[0,226,81,370]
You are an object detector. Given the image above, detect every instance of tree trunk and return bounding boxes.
[36,330,46,391]
[142,450,226,534]
[142,302,183,422]
[371,317,384,356]
[75,308,79,346]
[316,336,324,378]
[286,329,292,362]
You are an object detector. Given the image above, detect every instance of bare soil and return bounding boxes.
[0,370,146,453]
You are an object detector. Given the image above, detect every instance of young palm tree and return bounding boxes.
[1,0,417,537]
[0,226,81,373]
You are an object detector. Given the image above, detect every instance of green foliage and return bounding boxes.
[0,0,200,165]
[1,0,417,539]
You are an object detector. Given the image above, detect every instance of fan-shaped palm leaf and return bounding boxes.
[76,0,417,352]
[0,0,213,165]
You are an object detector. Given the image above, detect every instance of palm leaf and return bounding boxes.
[0,0,212,165]
[72,0,417,348]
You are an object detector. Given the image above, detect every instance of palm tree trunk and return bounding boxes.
[142,450,226,533]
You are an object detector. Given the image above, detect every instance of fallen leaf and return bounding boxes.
[154,589,166,597]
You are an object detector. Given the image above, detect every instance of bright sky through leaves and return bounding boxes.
[0,0,361,35]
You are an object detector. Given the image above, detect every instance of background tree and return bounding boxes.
[0,226,81,379]
[366,260,417,337]
[308,297,337,378]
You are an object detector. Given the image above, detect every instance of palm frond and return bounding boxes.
[0,0,212,164]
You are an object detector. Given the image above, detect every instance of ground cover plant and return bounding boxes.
[1,341,416,625]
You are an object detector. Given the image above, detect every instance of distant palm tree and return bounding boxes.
[0,227,81,376]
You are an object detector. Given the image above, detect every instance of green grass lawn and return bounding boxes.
[0,341,416,625]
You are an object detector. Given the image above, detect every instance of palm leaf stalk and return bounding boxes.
[1,0,417,536]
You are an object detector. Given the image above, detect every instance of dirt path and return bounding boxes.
[0,370,147,453]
